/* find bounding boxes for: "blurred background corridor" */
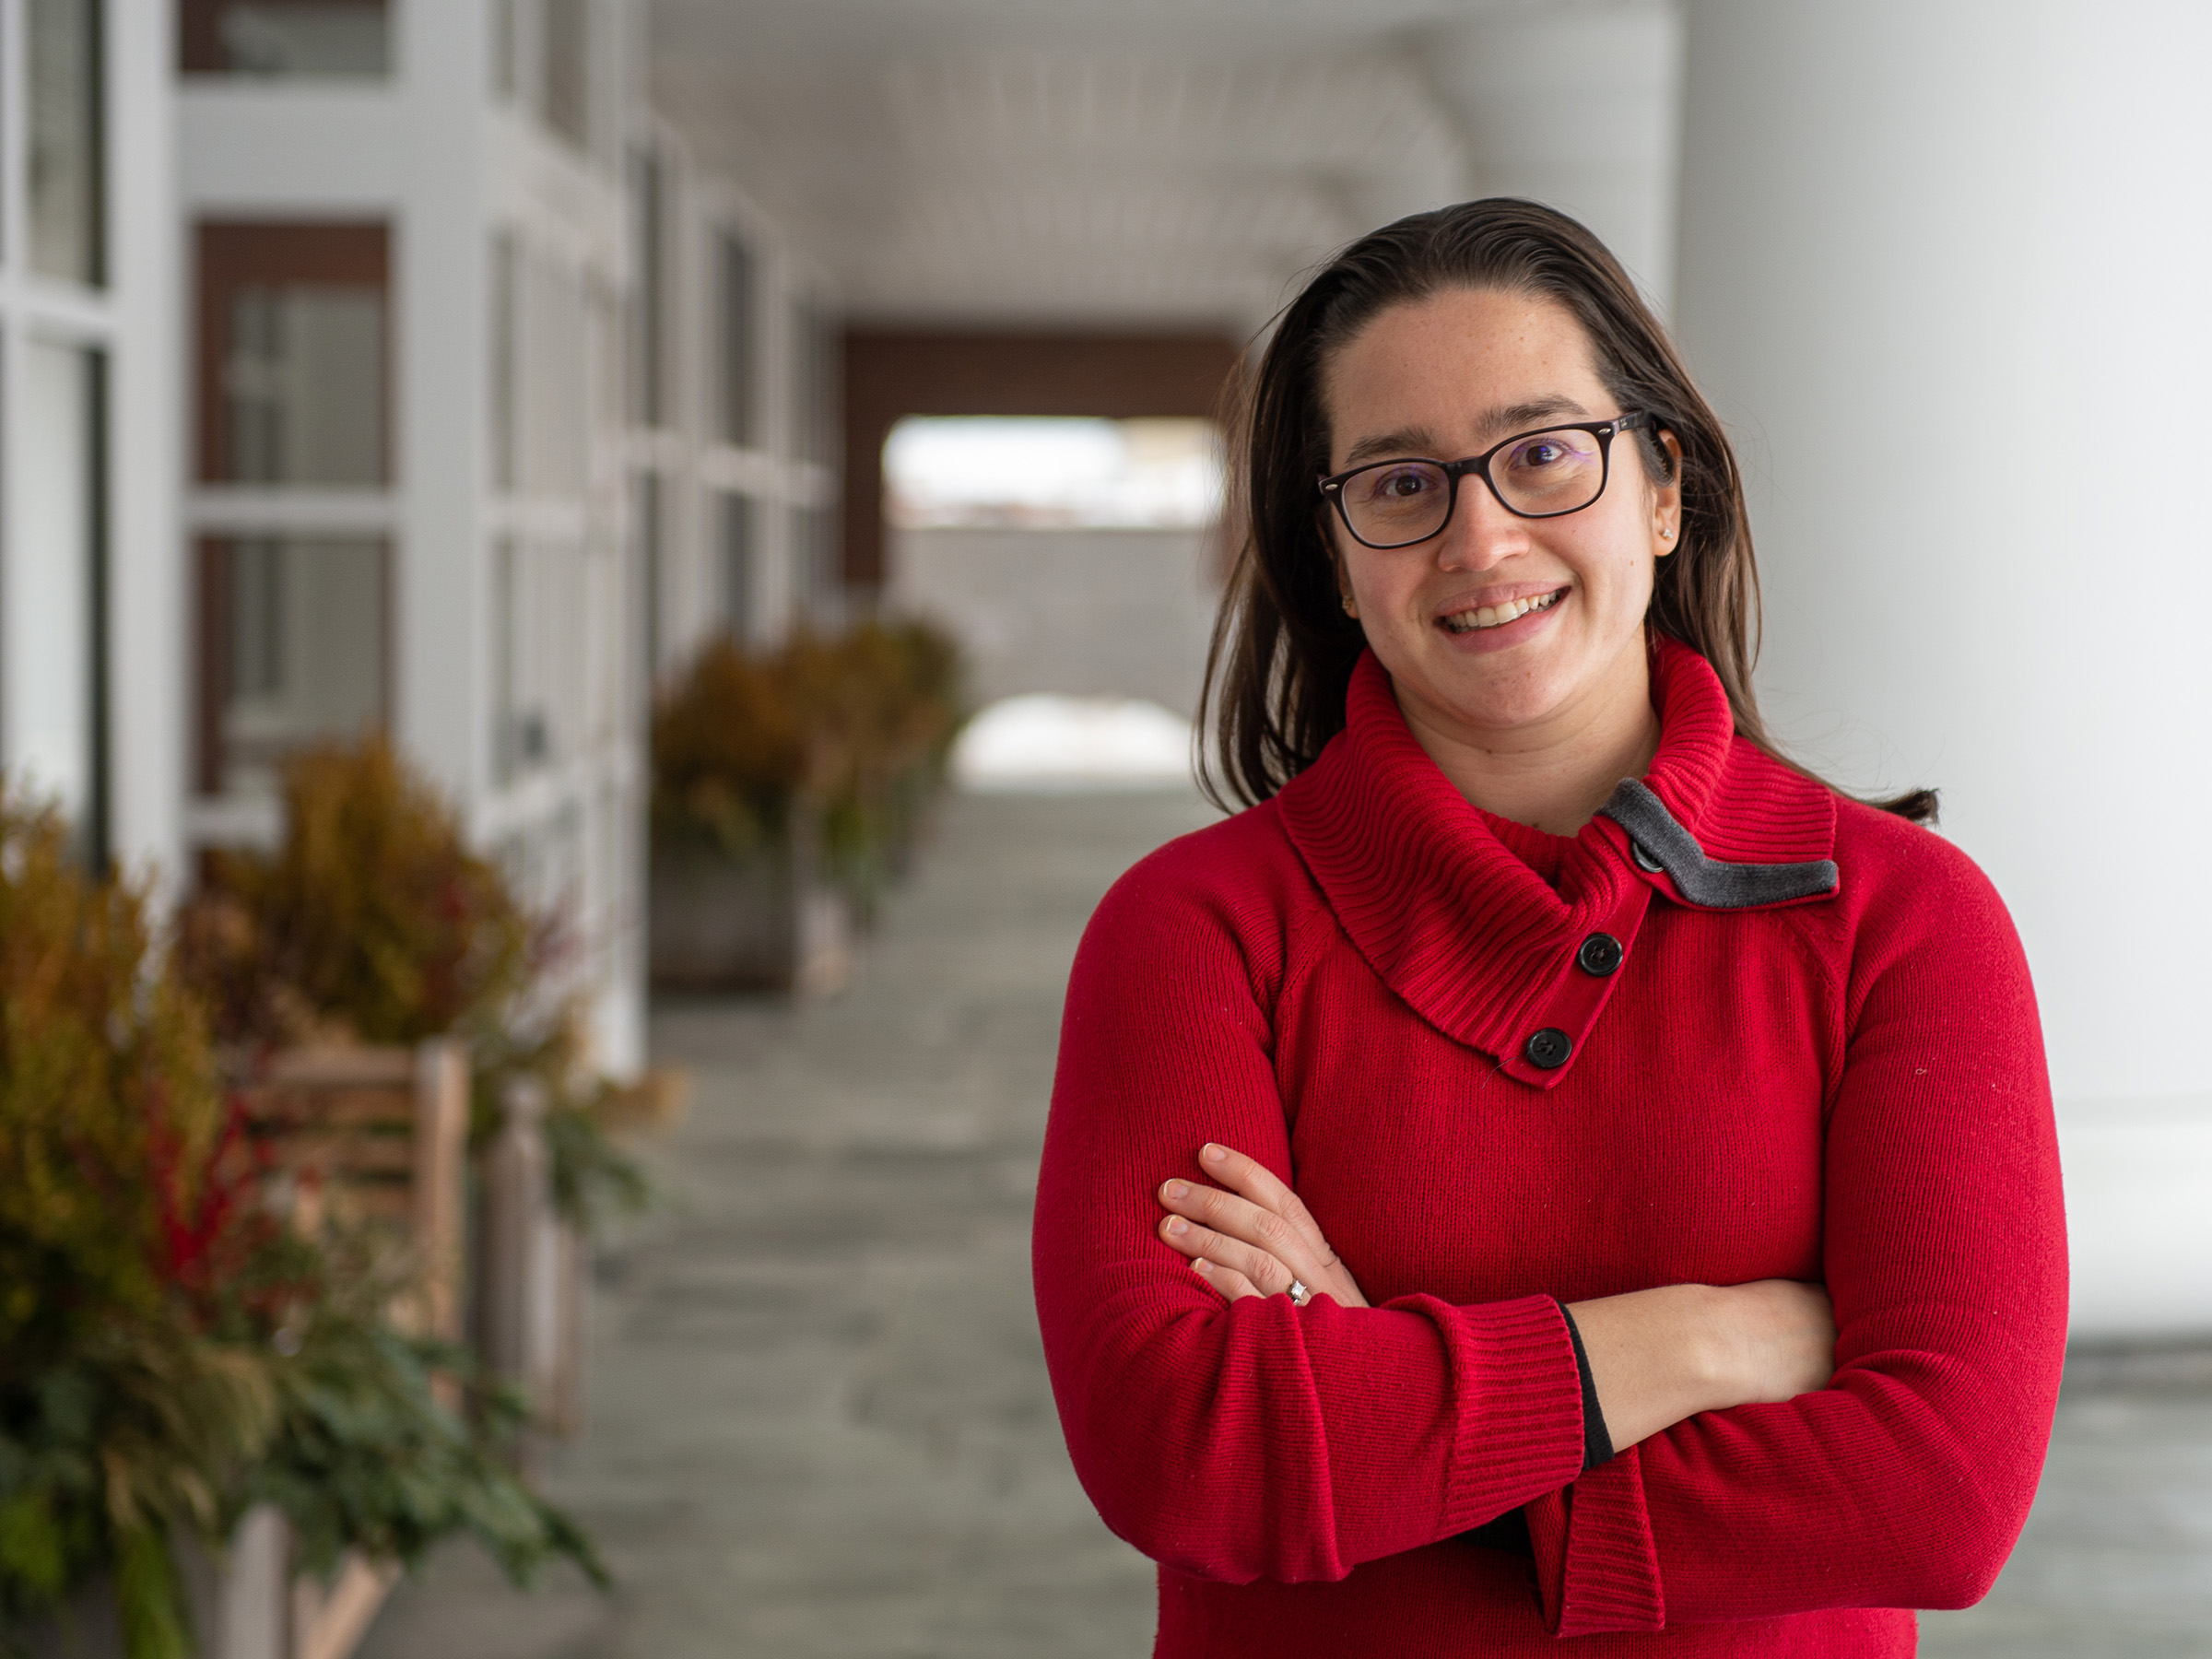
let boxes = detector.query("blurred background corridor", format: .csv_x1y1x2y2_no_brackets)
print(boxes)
1,0,2208,1654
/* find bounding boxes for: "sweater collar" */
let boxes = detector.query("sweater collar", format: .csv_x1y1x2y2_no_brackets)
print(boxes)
1276,637,1837,1084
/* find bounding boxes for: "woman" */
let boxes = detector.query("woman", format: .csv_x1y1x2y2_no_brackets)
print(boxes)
1030,199,2065,1656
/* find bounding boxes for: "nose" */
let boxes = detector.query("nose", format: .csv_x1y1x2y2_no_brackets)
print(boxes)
1433,473,1525,571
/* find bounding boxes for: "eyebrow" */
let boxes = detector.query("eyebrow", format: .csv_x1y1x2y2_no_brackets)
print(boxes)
1339,395,1594,467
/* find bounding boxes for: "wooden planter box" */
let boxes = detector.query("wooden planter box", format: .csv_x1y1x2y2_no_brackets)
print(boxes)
648,817,853,995
236,1041,471,1345
215,1041,471,1659
17,1507,399,1659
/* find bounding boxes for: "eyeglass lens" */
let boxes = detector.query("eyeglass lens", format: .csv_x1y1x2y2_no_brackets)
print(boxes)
1339,427,1606,547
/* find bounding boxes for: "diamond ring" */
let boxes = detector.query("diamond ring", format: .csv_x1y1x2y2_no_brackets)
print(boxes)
1287,1279,1312,1307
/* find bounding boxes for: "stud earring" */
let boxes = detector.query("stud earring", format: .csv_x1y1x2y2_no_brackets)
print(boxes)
1340,595,1358,617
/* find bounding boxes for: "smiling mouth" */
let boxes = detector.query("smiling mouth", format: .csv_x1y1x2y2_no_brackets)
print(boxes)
1439,588,1566,634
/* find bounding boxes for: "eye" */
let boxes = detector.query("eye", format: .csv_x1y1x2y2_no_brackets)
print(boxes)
1357,464,1437,503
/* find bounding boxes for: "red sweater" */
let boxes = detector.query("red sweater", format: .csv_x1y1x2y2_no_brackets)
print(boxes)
1033,640,2066,1656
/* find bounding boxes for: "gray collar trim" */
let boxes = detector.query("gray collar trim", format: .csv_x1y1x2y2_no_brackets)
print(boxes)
1597,779,1839,909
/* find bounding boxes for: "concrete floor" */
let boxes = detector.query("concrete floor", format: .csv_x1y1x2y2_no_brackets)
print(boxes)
359,788,2212,1659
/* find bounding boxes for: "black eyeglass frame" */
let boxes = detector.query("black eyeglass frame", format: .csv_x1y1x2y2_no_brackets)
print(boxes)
1317,411,1658,550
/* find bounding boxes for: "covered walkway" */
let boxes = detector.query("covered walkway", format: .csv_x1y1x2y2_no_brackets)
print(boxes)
360,789,2212,1659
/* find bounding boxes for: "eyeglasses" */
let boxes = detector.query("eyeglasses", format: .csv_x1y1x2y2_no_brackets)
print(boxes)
1317,412,1656,550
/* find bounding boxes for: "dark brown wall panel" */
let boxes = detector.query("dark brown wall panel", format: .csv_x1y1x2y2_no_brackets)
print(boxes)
841,330,1243,589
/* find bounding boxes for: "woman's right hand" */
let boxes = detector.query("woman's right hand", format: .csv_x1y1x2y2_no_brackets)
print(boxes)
1566,1279,1837,1452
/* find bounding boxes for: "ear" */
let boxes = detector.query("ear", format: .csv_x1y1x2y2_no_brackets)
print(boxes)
1653,429,1685,556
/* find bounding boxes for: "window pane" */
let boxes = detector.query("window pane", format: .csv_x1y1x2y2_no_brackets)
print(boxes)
199,224,390,486
516,250,588,496
8,342,104,855
489,233,518,491
198,537,386,794
228,287,385,483
493,538,582,787
718,235,755,447
491,0,518,99
636,477,664,685
543,0,590,148
721,494,753,641
794,503,841,623
629,151,665,428
795,302,838,465
28,0,103,287
180,1,390,77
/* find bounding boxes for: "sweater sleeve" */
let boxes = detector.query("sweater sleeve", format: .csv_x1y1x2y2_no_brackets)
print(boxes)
1523,829,2069,1635
1032,848,1591,1584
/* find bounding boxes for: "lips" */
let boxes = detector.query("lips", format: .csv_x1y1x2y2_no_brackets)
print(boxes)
1438,588,1565,634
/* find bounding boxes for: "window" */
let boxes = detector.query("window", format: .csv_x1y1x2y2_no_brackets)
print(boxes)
489,233,519,491
196,536,387,794
720,494,753,642
542,0,590,150
717,233,755,448
492,537,584,787
794,300,838,465
492,0,519,99
197,223,389,487
6,342,107,861
515,250,588,496
29,0,104,287
629,149,665,429
794,503,841,621
635,476,664,686
180,1,390,77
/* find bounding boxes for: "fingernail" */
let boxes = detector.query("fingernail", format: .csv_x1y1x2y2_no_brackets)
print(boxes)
1202,1144,1228,1163
1191,1258,1211,1273
1163,1181,1188,1201
1165,1218,1188,1237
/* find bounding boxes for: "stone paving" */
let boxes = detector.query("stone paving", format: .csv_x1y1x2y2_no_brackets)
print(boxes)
360,788,2212,1659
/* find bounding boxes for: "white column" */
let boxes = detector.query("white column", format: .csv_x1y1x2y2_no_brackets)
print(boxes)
107,0,183,890
1426,0,1683,310
394,0,489,803
1674,0,2212,1337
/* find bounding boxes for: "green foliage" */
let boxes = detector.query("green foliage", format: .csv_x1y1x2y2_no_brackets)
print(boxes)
243,1301,604,1590
652,618,965,912
0,791,603,1656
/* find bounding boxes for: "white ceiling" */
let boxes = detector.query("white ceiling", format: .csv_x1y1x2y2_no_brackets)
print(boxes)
651,0,1680,334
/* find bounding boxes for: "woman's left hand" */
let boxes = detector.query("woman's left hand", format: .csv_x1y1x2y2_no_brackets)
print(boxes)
1157,1143,1369,1309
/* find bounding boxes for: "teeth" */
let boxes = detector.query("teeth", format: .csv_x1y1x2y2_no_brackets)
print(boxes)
1441,590,1559,633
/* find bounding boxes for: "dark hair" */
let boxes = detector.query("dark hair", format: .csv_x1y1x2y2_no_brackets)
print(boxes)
1199,198,1936,824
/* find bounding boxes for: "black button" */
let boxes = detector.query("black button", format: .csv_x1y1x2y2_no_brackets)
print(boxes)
1524,1028,1572,1069
1630,841,1664,873
1576,932,1624,977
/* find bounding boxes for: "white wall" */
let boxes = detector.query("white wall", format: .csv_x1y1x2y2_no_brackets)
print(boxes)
888,527,1219,722
1675,0,2212,1338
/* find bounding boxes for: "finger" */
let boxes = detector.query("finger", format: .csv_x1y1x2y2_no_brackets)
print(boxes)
1159,1178,1324,1287
1197,1144,1339,1266
1159,1212,1300,1298
1190,1257,1264,1302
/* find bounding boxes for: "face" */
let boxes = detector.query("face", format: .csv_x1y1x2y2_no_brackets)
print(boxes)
1319,286,1680,750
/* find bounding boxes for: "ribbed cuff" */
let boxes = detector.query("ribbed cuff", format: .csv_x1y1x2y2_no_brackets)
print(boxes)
1386,1291,1588,1536
1525,1445,1665,1636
